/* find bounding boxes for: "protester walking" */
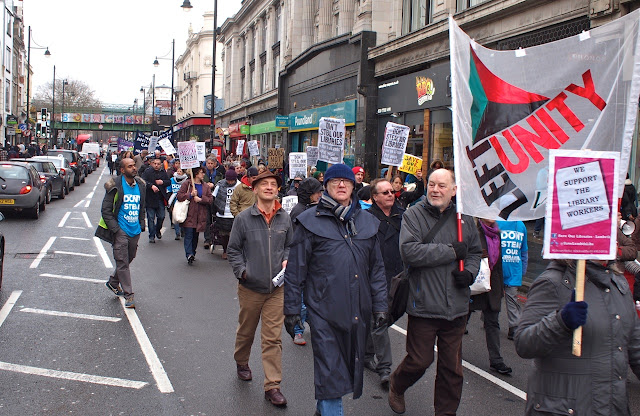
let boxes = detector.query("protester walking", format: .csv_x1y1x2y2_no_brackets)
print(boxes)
168,168,188,240
230,166,259,217
95,158,145,309
227,171,293,407
142,157,171,243
212,169,239,259
389,168,482,415
203,156,225,248
177,167,213,265
284,164,388,416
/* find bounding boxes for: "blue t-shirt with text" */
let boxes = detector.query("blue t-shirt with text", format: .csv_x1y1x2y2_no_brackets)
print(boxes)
117,177,142,237
496,220,528,287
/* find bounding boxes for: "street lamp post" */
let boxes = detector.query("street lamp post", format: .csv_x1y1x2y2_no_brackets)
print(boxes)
51,65,55,149
25,26,51,140
153,38,175,128
61,79,68,143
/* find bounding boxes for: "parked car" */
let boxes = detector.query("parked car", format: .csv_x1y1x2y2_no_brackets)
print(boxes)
88,152,100,168
22,159,66,200
79,152,93,174
46,149,85,186
33,156,75,194
0,161,47,219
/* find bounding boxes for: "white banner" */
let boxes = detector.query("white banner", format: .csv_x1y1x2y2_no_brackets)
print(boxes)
177,141,199,169
318,117,345,165
196,142,207,161
449,11,640,220
289,152,308,179
158,138,176,155
236,139,245,156
306,146,319,167
381,122,410,166
248,140,260,157
147,136,159,153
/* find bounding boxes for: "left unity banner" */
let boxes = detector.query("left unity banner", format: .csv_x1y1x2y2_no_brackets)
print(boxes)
449,11,640,220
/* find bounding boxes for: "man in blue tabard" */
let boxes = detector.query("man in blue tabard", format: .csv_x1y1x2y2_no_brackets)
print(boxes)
95,158,146,308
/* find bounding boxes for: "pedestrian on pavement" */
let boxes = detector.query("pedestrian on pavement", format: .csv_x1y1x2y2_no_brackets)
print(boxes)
167,168,188,240
95,157,145,309
284,164,388,416
212,169,240,259
106,150,114,175
468,218,513,376
388,168,482,415
227,170,293,408
230,166,259,217
177,167,213,264
142,157,171,243
515,259,640,415
364,178,405,388
495,220,528,340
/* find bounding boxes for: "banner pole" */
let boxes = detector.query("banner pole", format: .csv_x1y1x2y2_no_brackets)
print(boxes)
572,259,586,356
457,212,464,272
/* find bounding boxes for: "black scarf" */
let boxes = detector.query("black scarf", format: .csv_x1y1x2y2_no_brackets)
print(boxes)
319,192,359,236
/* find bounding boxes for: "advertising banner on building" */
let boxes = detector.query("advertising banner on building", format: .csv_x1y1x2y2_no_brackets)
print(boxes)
318,117,345,165
543,150,619,260
449,11,640,220
381,122,410,166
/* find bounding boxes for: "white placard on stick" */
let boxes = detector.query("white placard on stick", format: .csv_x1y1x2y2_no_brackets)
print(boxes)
248,140,260,157
236,140,245,156
196,142,207,162
318,117,345,165
306,146,318,167
281,196,298,214
158,138,176,155
289,152,308,179
381,122,410,166
147,136,159,153
177,141,199,169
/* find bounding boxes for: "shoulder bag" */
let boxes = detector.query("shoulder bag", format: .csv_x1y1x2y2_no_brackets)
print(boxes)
172,183,191,224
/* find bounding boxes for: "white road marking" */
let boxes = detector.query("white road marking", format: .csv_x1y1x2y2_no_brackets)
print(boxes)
86,191,94,199
61,236,90,241
73,200,85,208
390,324,526,400
30,237,56,268
0,361,148,389
58,212,71,227
81,212,92,227
53,251,97,257
40,273,104,284
0,291,22,328
85,199,91,208
93,237,113,268
120,298,174,393
65,226,85,229
21,308,122,322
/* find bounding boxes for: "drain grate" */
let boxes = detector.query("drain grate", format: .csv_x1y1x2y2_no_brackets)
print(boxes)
14,252,55,259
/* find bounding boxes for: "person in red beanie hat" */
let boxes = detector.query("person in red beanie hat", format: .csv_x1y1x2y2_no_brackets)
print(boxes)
352,166,367,192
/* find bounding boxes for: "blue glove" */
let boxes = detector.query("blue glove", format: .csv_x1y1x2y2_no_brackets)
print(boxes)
560,291,588,330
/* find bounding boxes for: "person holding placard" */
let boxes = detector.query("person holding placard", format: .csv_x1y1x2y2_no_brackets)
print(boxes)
176,167,213,265
391,172,424,209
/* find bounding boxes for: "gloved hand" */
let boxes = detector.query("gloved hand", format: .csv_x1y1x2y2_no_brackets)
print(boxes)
451,242,468,261
373,312,388,329
560,291,588,330
284,314,303,339
452,269,475,288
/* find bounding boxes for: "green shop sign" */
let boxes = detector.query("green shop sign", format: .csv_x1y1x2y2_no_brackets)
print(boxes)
289,100,357,132
240,125,251,135
250,121,278,135
275,116,289,128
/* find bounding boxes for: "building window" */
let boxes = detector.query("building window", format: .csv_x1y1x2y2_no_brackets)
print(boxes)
260,58,266,94
334,14,339,37
249,66,254,98
402,0,430,34
5,79,9,111
262,19,267,52
273,54,279,89
274,5,281,43
5,47,10,73
457,0,489,11
6,15,11,37
240,70,245,101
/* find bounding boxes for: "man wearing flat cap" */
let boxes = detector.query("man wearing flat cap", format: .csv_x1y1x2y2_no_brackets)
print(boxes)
227,171,293,407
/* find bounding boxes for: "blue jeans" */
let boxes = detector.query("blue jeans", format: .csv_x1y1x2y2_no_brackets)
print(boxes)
146,206,165,239
173,222,181,237
316,398,343,416
183,227,199,258
294,292,307,336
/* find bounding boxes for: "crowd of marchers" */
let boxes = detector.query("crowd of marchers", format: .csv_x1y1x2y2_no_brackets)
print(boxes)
95,150,640,416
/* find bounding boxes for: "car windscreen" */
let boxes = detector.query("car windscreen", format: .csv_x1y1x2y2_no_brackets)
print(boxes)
48,151,73,163
26,161,45,172
0,164,29,180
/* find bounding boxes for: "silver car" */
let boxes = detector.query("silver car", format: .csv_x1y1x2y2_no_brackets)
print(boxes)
33,156,76,194
0,161,47,219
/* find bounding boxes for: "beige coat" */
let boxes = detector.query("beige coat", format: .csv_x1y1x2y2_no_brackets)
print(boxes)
229,182,255,217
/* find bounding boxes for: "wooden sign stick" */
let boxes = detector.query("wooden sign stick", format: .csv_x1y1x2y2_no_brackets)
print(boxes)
572,259,586,356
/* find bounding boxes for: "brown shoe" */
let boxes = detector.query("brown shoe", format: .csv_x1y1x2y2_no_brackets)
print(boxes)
236,364,252,381
264,388,287,407
221,252,228,260
388,382,405,414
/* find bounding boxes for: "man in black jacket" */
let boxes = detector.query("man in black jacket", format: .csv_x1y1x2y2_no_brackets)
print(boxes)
142,157,170,243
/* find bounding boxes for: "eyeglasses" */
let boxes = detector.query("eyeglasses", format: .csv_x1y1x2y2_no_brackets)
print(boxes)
376,190,393,196
328,178,352,186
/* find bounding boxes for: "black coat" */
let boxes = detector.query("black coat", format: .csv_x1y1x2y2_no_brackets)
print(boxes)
368,201,404,287
142,168,170,208
284,201,387,400
621,181,637,220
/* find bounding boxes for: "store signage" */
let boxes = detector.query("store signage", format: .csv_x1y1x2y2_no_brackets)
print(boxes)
275,116,289,128
289,100,357,132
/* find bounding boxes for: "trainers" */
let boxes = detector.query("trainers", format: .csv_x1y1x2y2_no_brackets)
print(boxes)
156,230,162,239
124,296,135,308
203,241,211,249
187,255,195,265
175,235,181,240
149,238,155,244
293,333,306,346
380,372,390,390
490,362,513,375
105,281,123,297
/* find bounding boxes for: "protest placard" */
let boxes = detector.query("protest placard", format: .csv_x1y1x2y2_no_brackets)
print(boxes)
268,148,284,169
159,138,176,155
177,141,199,169
248,140,260,157
381,122,410,166
196,142,207,161
399,154,423,175
306,146,319,167
281,196,298,214
543,149,619,260
148,136,159,153
236,140,245,156
289,152,307,179
318,117,345,164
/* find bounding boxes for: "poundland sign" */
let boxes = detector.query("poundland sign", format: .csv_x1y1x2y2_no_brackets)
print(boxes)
288,100,356,132
294,114,315,127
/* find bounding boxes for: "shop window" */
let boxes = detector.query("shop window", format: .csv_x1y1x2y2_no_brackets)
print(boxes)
430,122,454,168
402,0,430,35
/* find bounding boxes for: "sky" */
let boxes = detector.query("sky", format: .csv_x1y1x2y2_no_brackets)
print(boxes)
21,0,243,106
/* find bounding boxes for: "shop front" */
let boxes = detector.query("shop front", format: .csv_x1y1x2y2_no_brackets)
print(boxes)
249,120,284,159
376,60,452,170
228,121,250,156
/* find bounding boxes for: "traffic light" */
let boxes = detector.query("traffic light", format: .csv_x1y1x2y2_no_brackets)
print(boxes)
41,126,47,137
41,108,47,120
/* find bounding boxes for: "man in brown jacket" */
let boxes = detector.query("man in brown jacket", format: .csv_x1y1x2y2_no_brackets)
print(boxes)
230,166,258,217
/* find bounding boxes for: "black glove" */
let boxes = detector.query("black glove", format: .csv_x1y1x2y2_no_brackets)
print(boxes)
452,269,474,288
560,291,588,330
284,314,303,340
373,312,388,329
451,242,468,261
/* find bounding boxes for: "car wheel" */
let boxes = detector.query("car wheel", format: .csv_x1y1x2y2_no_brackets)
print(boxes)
46,187,52,204
65,183,69,194
81,175,85,183
30,201,40,219
59,186,66,199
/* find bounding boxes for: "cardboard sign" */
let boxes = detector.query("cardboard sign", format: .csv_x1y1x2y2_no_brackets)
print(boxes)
399,154,423,175
306,146,318,167
248,140,260,157
381,122,410,166
177,141,199,169
148,136,159,153
196,142,207,161
289,152,307,179
159,138,176,155
543,149,620,260
268,148,284,169
281,196,298,214
236,140,245,156
318,117,345,164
